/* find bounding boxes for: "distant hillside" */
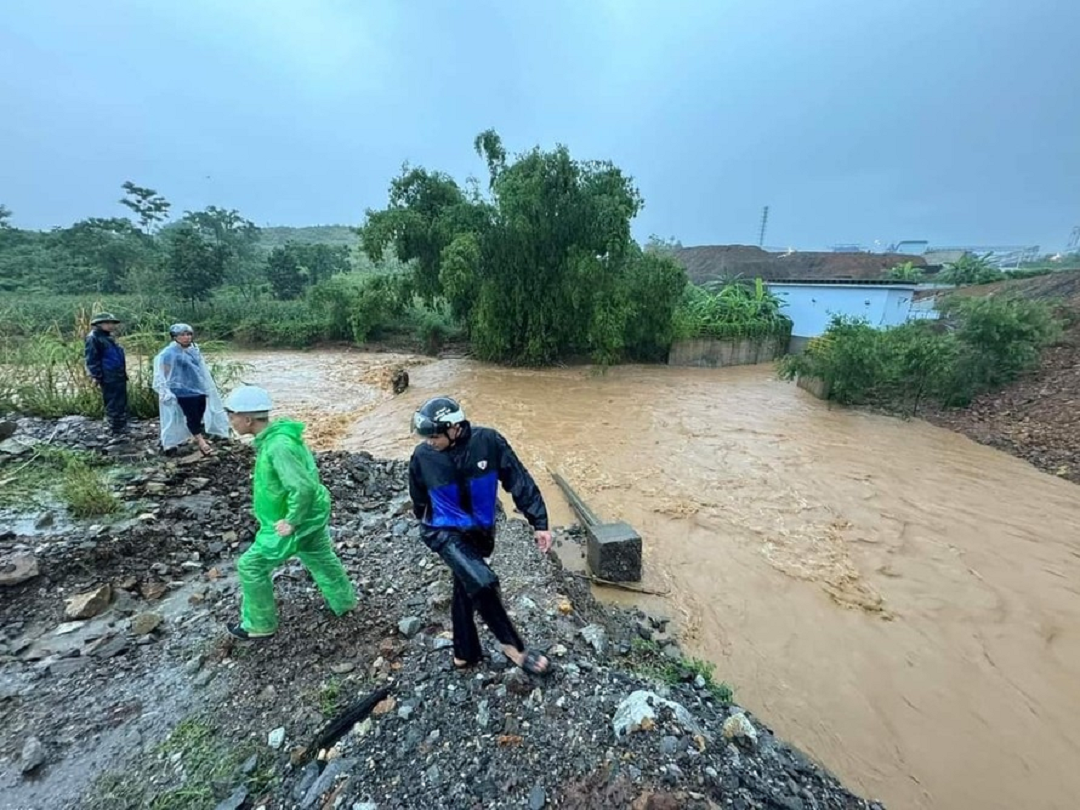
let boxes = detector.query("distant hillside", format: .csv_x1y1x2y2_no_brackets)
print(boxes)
256,225,357,251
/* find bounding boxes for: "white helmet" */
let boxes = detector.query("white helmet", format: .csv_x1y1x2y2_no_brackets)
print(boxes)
223,385,274,414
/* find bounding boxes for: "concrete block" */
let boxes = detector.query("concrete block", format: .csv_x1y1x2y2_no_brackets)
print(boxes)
586,521,642,582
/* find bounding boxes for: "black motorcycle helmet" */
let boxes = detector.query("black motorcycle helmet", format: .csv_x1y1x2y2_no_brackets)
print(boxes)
412,396,466,438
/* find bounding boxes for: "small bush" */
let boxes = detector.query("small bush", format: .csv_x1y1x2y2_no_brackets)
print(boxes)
407,301,459,354
60,456,119,517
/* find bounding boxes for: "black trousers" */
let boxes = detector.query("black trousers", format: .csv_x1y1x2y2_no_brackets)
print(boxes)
101,374,128,432
176,395,207,436
437,532,524,663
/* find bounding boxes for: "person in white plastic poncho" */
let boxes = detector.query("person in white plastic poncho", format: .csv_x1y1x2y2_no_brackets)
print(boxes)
152,323,229,455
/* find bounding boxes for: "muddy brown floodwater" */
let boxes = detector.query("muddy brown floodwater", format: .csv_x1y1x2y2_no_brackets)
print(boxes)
233,348,1080,810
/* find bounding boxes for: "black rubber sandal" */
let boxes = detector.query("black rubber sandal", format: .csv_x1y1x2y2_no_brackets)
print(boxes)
518,649,553,677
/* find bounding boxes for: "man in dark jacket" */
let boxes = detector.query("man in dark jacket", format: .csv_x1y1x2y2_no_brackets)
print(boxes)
84,313,128,434
409,396,552,676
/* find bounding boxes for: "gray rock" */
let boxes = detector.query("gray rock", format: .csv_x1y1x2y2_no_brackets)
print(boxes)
662,643,683,661
660,735,681,756
89,636,130,659
528,785,547,810
292,761,319,802
0,437,34,456
214,784,248,810
425,764,440,785
112,589,137,616
352,803,378,810
580,624,608,655
432,637,453,650
129,612,163,636
21,736,45,773
694,674,707,689
240,754,258,775
34,513,55,530
0,420,15,440
49,657,91,677
301,758,357,809
398,616,422,638
722,712,758,746
268,727,286,749
397,705,415,721
0,554,40,587
476,700,490,729
612,690,706,739
65,584,112,620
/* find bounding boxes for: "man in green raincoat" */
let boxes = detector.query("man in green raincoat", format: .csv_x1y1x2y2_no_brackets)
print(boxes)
222,385,357,639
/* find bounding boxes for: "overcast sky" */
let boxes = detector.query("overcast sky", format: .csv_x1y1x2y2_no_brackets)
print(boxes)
2,0,1078,252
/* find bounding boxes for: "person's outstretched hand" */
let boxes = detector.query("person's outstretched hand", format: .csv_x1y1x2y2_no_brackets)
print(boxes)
534,530,552,554
275,520,294,538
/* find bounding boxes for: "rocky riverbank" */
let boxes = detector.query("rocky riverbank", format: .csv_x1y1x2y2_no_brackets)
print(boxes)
0,415,882,810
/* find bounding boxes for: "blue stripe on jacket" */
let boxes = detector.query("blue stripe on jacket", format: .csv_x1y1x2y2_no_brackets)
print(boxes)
426,470,500,529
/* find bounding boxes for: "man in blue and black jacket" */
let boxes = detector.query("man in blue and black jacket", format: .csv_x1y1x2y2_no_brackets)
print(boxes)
84,312,129,435
408,396,552,676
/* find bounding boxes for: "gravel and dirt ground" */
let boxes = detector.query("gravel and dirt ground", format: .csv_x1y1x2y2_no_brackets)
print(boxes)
0,416,881,810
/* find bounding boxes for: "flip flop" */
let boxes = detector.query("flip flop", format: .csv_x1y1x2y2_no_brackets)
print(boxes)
518,649,553,677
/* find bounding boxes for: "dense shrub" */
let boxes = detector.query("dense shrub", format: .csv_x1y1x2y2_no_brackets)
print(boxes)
673,279,793,342
778,295,1062,414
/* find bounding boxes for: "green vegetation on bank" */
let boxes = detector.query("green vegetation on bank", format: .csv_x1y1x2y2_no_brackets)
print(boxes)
673,278,792,342
628,637,735,704
1,134,795,364
89,717,273,810
0,307,247,419
0,445,118,517
779,295,1063,415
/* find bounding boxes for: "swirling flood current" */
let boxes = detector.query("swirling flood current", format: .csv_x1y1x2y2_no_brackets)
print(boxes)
235,349,1080,810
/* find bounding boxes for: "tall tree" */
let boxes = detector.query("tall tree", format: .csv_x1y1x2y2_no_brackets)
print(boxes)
182,206,263,297
59,217,148,293
359,130,683,365
166,224,224,302
358,165,490,302
293,243,351,287
0,204,12,229
120,181,171,234
266,245,305,300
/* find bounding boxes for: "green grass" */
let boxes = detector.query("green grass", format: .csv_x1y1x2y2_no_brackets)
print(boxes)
307,676,344,717
88,717,273,810
0,445,118,517
627,637,735,704
60,455,120,517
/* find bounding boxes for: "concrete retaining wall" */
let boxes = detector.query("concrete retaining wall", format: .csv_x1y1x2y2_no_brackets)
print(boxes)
668,336,785,367
796,374,831,400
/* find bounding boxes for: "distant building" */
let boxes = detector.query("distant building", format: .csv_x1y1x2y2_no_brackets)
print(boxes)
668,244,944,352
767,280,929,353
